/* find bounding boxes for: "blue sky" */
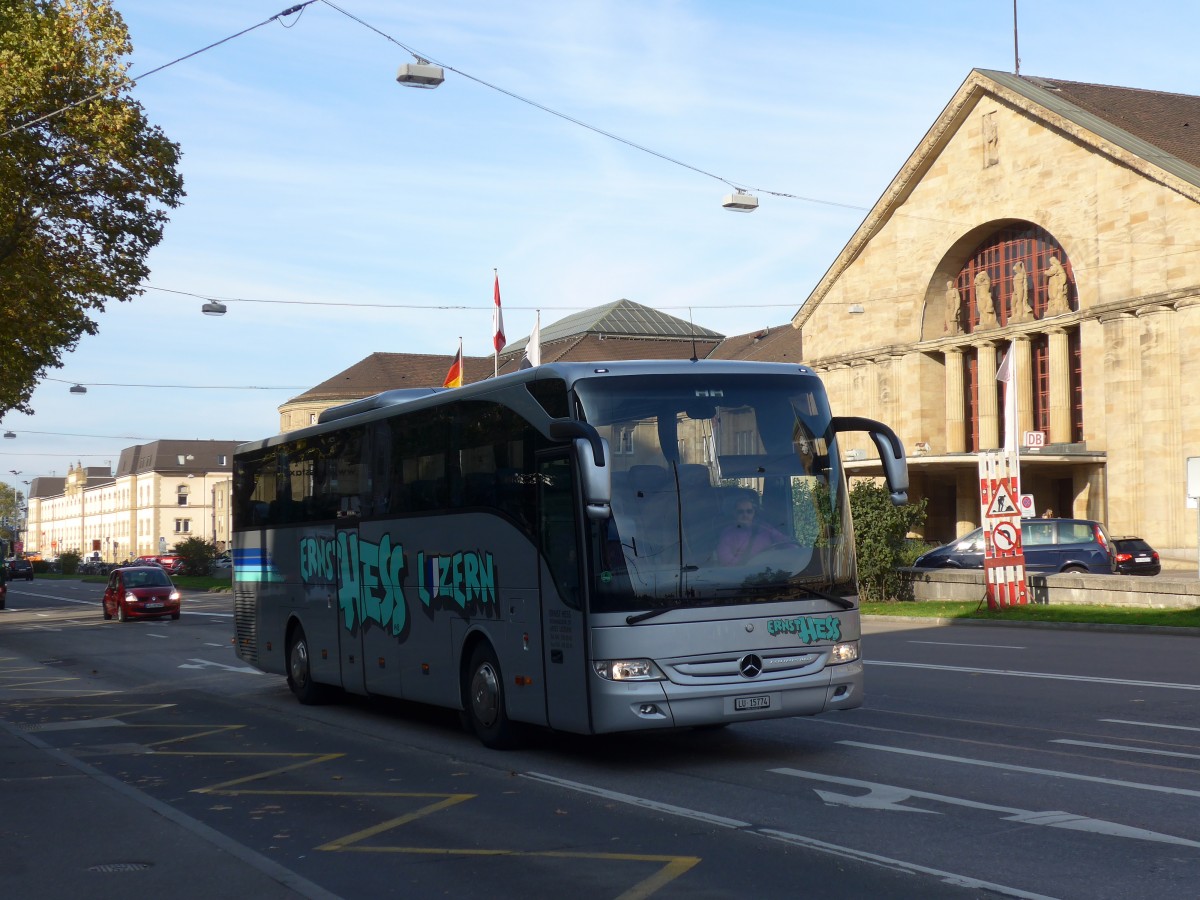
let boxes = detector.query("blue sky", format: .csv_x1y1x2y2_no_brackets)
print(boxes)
3,0,1199,493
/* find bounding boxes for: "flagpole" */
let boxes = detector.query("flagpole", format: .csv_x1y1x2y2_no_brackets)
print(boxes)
493,268,499,379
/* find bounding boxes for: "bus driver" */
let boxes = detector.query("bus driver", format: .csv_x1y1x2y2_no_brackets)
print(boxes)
715,496,792,565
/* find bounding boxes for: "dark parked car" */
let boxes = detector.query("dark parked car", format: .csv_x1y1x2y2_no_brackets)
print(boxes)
914,518,1115,574
7,558,33,581
102,566,181,622
1111,536,1161,576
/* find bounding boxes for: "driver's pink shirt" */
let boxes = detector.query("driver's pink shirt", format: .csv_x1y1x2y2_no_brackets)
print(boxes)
715,522,788,565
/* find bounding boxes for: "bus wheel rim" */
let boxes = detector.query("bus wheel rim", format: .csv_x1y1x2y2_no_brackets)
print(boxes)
471,662,499,728
290,639,309,688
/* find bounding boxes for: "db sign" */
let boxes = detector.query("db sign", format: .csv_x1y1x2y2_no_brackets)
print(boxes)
1024,430,1046,448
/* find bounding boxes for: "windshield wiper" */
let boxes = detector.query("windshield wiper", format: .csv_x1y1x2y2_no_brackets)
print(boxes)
792,584,856,610
626,596,721,625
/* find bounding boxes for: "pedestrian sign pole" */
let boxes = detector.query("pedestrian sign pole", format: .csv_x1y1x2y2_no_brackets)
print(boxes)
979,450,1028,609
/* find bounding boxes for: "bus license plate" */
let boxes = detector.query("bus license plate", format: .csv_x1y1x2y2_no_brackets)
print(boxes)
735,695,771,711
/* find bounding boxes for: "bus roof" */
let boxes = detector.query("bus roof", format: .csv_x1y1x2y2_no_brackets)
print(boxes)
235,359,818,457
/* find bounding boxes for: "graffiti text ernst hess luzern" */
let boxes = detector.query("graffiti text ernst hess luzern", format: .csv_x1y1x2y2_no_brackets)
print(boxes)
299,534,496,638
766,614,842,643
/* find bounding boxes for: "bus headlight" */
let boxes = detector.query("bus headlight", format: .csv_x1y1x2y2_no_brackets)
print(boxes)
593,659,666,681
829,641,859,664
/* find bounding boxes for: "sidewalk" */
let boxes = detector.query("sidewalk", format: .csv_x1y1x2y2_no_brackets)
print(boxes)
0,717,337,900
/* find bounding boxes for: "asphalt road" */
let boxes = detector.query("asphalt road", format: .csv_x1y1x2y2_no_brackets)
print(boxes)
2,579,1198,899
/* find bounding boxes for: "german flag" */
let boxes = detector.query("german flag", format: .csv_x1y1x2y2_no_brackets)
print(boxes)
442,342,463,388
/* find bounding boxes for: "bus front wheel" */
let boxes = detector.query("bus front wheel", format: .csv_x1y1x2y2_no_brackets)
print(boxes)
464,643,520,749
287,626,328,705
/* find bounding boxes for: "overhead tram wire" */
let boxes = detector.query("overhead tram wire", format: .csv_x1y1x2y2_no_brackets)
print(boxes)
0,2,318,139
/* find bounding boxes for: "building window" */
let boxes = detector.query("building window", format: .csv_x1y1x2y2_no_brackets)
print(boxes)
217,454,227,465
177,485,189,506
614,426,635,455
174,519,191,534
952,221,1083,448
952,222,1075,332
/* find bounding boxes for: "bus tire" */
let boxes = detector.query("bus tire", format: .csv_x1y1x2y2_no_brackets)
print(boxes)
464,643,521,749
287,626,329,705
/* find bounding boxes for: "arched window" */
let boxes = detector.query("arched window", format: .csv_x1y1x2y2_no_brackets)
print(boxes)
953,222,1076,332
177,484,189,507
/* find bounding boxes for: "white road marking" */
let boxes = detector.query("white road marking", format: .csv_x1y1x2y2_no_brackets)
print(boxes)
24,717,126,733
906,640,1025,649
525,772,1059,900
757,828,1060,900
867,659,1200,691
523,772,749,828
839,740,1200,799
774,767,1200,848
177,658,262,674
1101,718,1200,733
1051,739,1200,761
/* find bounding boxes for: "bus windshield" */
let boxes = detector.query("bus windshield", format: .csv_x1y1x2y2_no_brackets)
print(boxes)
575,372,853,615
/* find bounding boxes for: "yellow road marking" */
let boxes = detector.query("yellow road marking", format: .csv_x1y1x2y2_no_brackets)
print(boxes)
0,693,701,898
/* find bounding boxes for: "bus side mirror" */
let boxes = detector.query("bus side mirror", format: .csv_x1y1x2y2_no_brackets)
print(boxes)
574,437,611,520
548,420,612,520
830,415,909,506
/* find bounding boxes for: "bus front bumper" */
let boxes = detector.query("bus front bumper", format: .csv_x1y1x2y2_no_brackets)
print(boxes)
589,659,863,734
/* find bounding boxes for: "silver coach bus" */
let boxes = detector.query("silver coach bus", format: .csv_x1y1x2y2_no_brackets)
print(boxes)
232,360,908,748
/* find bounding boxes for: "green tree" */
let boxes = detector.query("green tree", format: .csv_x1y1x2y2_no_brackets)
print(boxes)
850,480,928,602
172,535,216,576
0,0,184,415
0,483,23,554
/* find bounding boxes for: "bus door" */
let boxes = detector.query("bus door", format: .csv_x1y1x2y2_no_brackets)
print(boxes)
537,451,591,733
335,524,367,695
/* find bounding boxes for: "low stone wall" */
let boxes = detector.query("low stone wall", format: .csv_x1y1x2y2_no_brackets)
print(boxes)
901,568,1200,609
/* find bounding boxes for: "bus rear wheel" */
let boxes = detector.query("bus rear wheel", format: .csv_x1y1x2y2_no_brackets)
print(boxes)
287,626,329,705
464,643,521,749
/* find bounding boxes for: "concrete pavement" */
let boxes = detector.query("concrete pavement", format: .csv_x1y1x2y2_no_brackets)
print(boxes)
0,713,338,900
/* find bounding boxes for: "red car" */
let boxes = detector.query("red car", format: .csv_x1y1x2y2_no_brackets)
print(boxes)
102,566,181,622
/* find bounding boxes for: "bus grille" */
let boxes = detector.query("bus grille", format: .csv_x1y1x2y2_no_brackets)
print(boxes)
234,590,258,665
670,650,822,682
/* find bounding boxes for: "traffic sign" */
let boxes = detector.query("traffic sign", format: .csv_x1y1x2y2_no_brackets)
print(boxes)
986,481,1019,517
992,520,1019,551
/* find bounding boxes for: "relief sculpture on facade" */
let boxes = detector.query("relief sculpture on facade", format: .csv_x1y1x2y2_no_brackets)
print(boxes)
1045,255,1071,315
944,280,962,334
1009,261,1031,322
974,269,997,328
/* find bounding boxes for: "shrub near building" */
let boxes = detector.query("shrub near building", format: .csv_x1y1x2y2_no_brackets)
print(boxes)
172,537,219,577
850,482,928,602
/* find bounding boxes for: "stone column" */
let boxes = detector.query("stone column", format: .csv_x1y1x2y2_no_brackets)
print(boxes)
1177,298,1200,551
1012,336,1034,440
976,342,999,449
945,348,966,453
1137,304,1182,546
956,467,980,537
1047,328,1071,443
1099,312,1142,535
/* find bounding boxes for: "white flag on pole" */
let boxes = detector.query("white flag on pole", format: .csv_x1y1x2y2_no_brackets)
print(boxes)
520,311,541,369
996,345,1017,453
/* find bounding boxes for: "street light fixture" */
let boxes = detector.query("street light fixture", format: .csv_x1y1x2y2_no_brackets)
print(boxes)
201,300,227,316
3,431,15,439
396,60,444,88
722,190,759,212
69,383,87,394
